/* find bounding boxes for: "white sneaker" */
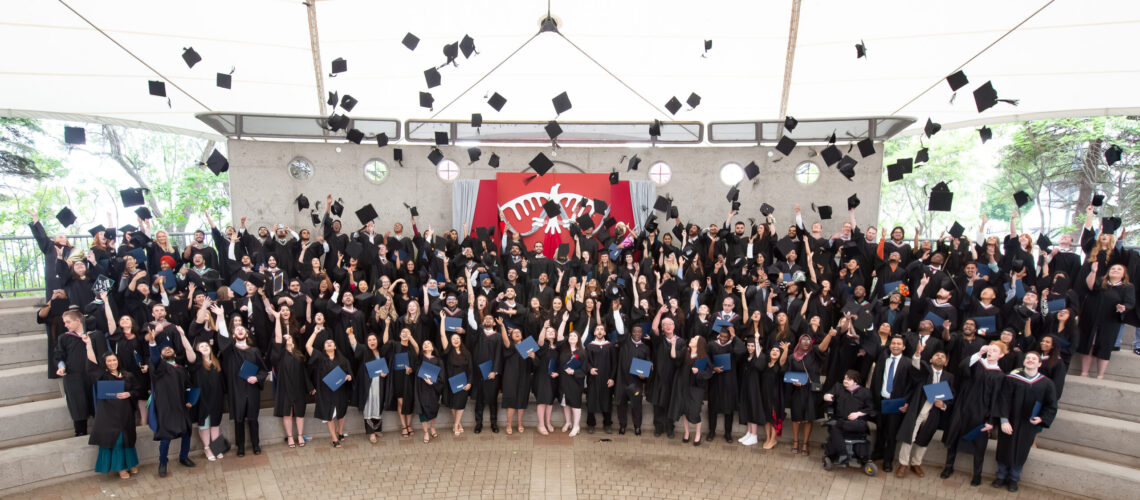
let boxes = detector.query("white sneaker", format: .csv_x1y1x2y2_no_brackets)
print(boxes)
743,434,759,446
737,433,750,444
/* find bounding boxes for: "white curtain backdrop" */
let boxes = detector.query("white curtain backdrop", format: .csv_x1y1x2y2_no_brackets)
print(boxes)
451,179,480,233
627,180,656,232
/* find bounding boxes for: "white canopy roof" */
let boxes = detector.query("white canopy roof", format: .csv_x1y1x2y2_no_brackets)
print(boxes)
3,0,1138,140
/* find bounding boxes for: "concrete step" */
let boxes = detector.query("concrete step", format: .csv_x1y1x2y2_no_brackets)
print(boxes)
1069,348,1140,384
1060,375,1140,424
0,308,41,337
0,336,46,369
0,399,73,450
0,297,43,310
1038,411,1140,468
0,365,60,407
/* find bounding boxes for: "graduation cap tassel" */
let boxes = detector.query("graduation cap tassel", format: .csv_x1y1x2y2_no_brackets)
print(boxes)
949,92,957,105
998,99,1020,106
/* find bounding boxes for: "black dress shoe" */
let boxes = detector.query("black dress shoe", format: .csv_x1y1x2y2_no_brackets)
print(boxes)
1007,481,1018,492
724,434,732,443
618,427,626,435
604,426,613,434
939,467,954,479
883,462,893,473
654,430,663,437
158,462,167,478
178,457,196,468
667,430,675,439
586,426,595,434
708,431,716,439
236,448,245,457
490,424,499,433
992,478,1007,488
970,475,982,486
634,428,642,436
252,445,261,455
474,424,483,434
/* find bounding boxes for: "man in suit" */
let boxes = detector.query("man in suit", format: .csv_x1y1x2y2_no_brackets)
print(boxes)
895,344,954,477
870,335,916,473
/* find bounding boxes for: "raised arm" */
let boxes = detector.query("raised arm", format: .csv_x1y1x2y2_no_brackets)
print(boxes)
179,326,196,364
305,325,318,355
101,293,116,335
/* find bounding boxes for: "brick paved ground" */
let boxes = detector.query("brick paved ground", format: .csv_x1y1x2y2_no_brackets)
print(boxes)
12,430,1080,500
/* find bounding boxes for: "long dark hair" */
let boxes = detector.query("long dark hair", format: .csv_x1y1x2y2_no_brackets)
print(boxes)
688,336,708,364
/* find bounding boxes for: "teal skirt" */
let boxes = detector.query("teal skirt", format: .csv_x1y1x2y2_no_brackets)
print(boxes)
94,433,139,474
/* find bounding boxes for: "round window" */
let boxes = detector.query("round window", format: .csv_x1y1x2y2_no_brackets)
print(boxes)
648,162,672,186
794,161,820,185
364,159,389,184
719,162,744,186
436,159,460,182
287,156,313,181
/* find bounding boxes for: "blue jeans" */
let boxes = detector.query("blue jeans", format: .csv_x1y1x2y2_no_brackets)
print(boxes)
158,430,192,464
996,461,1023,482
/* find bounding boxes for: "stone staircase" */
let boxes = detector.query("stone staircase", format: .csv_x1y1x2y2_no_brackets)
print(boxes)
0,296,1138,498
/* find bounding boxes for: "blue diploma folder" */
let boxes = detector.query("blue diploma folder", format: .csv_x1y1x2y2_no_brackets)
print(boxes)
1031,401,1043,420
881,398,907,415
783,371,808,384
444,316,463,332
1005,281,1025,300
923,381,953,403
713,353,732,371
515,337,539,357
322,366,347,390
1046,299,1066,313
97,380,124,399
629,358,652,377
238,360,259,380
973,316,996,333
884,281,901,294
366,358,389,378
923,311,945,327
229,277,246,296
186,387,201,406
694,358,709,371
564,356,582,372
712,318,733,333
963,423,987,441
418,362,440,383
548,358,557,375
158,270,177,291
479,360,494,379
394,352,410,370
449,372,468,393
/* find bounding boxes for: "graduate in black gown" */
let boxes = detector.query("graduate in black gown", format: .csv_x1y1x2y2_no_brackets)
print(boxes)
895,344,954,477
349,323,391,444
55,310,95,436
82,335,140,479
736,331,782,447
557,329,587,436
305,327,352,448
584,324,617,433
939,344,1006,485
614,323,651,435
1037,335,1068,399
217,306,269,457
388,326,420,437
414,339,444,443
1076,262,1135,378
471,315,504,434
668,335,713,445
500,325,533,435
760,340,790,449
649,308,683,438
188,338,225,461
146,324,196,477
785,329,835,456
440,319,475,436
533,319,566,435
706,329,746,442
993,351,1058,492
270,306,313,449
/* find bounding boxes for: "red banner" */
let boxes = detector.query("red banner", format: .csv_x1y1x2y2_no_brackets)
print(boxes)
494,173,633,256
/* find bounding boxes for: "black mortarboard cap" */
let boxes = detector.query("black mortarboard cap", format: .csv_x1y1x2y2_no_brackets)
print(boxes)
760,203,775,216
120,188,146,207
460,35,478,58
130,230,151,247
345,242,363,259
1102,216,1122,234
435,131,449,146
488,153,500,168
664,96,682,115
340,94,358,112
821,145,842,166
393,148,404,163
653,195,671,212
775,136,796,156
552,92,572,115
327,91,339,107
55,207,77,227
105,227,119,241
376,132,389,147
898,157,914,174
419,92,434,110
928,183,953,212
148,80,166,97
135,206,152,220
744,161,760,180
204,149,229,175
471,113,483,128
837,155,857,180
776,238,795,256
405,205,418,218
857,138,875,158
827,132,837,144
208,436,230,458
855,40,867,58
575,214,594,230
978,126,993,143
1105,144,1123,165
815,204,832,220
487,92,507,111
295,194,309,211
402,32,420,51
784,116,798,131
544,120,562,140
593,199,608,214
915,147,929,164
529,153,554,176
467,147,482,163
686,92,701,109
442,42,459,65
330,57,347,75
64,126,86,145
1036,233,1052,251
731,201,741,212
887,162,903,182
557,243,570,258
181,47,201,68
949,221,965,239
330,198,344,217
310,211,321,226
428,148,444,166
609,171,619,185
668,206,679,219
475,226,489,241
216,72,231,89
946,70,969,92
346,129,364,144
1013,190,1032,208
1092,193,1105,207
88,224,105,237
726,185,739,202
542,199,561,218
355,204,377,225
627,155,641,171
924,118,941,138
704,40,713,52
424,67,441,88
648,120,661,137
327,113,349,131
847,194,860,210
973,81,997,113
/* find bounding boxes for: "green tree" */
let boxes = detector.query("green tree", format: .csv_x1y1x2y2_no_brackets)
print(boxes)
0,117,55,181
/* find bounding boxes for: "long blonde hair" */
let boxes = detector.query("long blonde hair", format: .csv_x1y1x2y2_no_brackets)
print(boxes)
155,230,175,254
1089,234,1116,264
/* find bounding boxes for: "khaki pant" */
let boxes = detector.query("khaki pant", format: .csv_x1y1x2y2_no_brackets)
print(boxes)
897,403,932,466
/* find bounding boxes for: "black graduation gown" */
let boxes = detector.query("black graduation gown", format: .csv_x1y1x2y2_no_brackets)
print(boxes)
309,351,351,421
648,334,682,409
668,350,713,423
329,305,367,360
737,354,769,425
387,341,418,414
88,366,139,449
614,338,651,406
188,358,225,426
583,340,616,413
784,348,824,421
217,334,268,421
1077,283,1135,360
706,338,745,414
942,354,1004,446
996,371,1058,467
55,332,94,421
760,359,786,423
269,341,311,418
444,347,475,409
352,343,392,413
148,345,192,440
896,362,955,447
501,341,533,409
557,344,586,408
414,355,444,420
471,329,503,403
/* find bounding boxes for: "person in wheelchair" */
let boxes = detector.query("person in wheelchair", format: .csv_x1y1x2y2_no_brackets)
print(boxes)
821,369,877,475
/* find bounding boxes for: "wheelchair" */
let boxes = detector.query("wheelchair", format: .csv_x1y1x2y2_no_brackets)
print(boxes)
820,406,877,476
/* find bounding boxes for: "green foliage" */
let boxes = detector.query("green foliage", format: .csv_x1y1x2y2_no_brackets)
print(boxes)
0,117,53,180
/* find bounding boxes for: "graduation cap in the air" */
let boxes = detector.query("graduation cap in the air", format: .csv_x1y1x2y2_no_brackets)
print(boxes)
668,206,679,219
471,113,483,128
130,230,151,247
609,171,619,185
435,131,449,146
119,188,146,207
346,129,364,144
460,35,479,58
428,148,444,166
355,204,378,225
574,213,595,230
744,161,760,180
181,47,201,68
340,95,358,112
326,91,339,107
330,57,347,76
402,32,420,51
928,181,954,212
442,42,459,66
202,149,229,175
424,67,441,88
653,195,672,212
821,145,842,166
664,96,682,115
627,154,641,171
148,80,166,97
946,70,968,91
55,207,77,227
855,40,867,58
1105,144,1123,165
1036,233,1052,251
915,147,929,164
552,92,572,115
542,200,561,218
978,126,993,144
886,162,903,182
293,194,310,212
1013,190,1032,209
488,153,500,168
703,39,713,54
948,221,966,239
643,214,659,234
403,202,419,217
87,224,105,237
686,92,701,109
1092,193,1105,208
776,239,796,258
135,206,153,220
593,199,608,215
1102,216,1122,235
393,148,404,166
784,116,798,132
775,136,796,156
857,138,875,158
376,133,389,148
118,224,138,234
310,211,321,226
726,185,740,203
648,120,662,138
419,92,434,110
216,71,232,89
898,157,914,174
973,81,1017,113
64,126,86,145
529,153,554,176
330,198,344,217
760,203,775,217
544,121,562,141
922,119,943,139
837,156,858,180
847,194,861,210
467,147,482,164
327,113,349,132
487,92,507,112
